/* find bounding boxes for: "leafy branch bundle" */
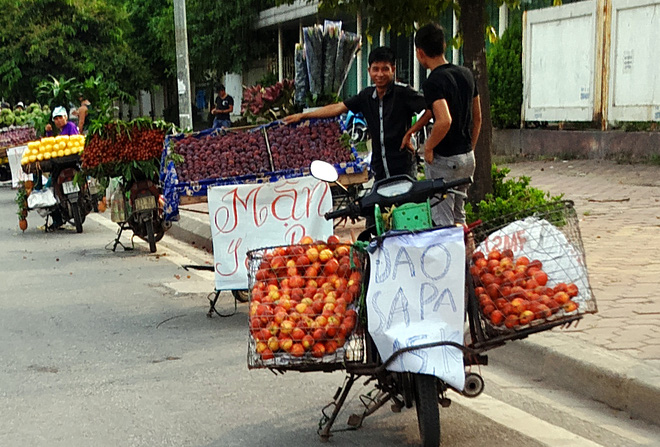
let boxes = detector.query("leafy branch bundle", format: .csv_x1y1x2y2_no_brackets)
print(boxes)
242,80,296,125
81,118,169,188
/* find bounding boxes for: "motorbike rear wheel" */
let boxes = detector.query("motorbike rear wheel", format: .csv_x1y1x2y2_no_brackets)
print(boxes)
145,216,157,253
71,202,83,233
414,373,440,447
350,124,368,143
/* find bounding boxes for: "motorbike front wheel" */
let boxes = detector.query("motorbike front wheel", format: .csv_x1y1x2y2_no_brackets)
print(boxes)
414,373,440,447
145,216,157,253
71,201,83,233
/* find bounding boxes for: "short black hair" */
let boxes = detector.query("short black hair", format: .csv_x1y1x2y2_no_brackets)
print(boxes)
415,23,446,58
368,46,396,66
217,84,225,92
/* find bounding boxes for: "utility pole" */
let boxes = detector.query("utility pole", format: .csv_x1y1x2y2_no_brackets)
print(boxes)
173,0,193,130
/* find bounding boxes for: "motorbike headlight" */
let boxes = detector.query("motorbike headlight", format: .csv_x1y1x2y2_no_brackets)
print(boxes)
377,180,413,197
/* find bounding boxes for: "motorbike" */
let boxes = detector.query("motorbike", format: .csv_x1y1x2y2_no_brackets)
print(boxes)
309,160,484,446
27,157,98,233
246,161,592,445
54,164,98,233
343,110,369,143
109,176,169,253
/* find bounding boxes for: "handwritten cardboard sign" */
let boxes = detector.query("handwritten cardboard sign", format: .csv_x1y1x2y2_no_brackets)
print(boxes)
6,145,33,187
208,176,333,290
366,226,466,391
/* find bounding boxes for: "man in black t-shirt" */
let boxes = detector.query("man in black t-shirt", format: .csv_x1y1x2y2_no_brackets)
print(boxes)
283,47,426,182
406,23,482,227
212,84,234,129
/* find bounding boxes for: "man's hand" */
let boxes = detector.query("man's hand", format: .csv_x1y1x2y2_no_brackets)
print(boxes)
400,130,415,153
282,113,303,125
45,124,52,132
424,146,434,164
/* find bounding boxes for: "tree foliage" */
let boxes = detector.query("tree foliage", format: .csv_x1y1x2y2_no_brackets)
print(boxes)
126,0,176,86
185,0,276,83
124,0,277,86
316,0,454,36
35,75,78,110
0,0,146,103
487,20,522,128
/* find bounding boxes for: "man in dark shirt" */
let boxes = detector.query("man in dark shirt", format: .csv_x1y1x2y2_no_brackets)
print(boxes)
406,23,482,227
212,84,234,129
283,46,426,181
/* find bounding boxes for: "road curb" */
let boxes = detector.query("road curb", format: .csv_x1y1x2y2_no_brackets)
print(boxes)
487,332,660,427
168,209,213,253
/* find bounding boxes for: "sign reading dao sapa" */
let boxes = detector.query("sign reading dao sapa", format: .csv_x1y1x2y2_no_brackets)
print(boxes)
366,226,466,391
208,176,333,291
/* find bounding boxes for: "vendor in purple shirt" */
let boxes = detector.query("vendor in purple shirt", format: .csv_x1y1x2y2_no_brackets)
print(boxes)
41,106,80,230
45,106,79,136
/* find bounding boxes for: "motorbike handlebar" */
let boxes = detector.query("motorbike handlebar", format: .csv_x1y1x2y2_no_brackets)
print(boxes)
324,176,473,222
324,203,357,221
442,177,472,190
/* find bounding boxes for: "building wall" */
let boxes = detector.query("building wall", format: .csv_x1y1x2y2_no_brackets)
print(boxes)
493,128,660,161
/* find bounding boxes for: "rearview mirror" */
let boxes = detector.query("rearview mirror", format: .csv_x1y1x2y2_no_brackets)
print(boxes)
310,160,339,183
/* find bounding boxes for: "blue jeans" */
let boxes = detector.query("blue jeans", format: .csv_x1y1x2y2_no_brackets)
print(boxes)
213,118,231,129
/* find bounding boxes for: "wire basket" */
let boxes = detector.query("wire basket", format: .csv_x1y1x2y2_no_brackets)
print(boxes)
467,201,597,348
246,241,368,372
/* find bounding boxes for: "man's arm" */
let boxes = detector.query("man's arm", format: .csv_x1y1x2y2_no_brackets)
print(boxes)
401,109,433,152
283,102,349,125
78,107,87,133
223,97,235,115
423,99,452,164
471,95,482,149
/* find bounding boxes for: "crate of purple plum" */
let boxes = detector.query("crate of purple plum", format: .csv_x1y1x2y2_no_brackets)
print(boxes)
160,118,367,221
266,118,362,174
1,126,37,157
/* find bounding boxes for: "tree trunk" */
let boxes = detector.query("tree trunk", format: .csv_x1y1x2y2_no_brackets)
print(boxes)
459,0,493,203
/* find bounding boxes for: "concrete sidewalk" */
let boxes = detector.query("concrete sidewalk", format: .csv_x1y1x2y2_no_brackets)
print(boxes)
167,159,660,427
494,160,660,427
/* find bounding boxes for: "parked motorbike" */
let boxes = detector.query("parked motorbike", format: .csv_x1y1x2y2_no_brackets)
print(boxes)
26,157,98,233
343,110,368,143
310,160,481,446
110,176,169,253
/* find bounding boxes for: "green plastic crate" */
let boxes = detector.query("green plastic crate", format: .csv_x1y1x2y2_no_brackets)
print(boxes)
391,200,432,231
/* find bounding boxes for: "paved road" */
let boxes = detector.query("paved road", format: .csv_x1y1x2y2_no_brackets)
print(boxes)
1,184,658,446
